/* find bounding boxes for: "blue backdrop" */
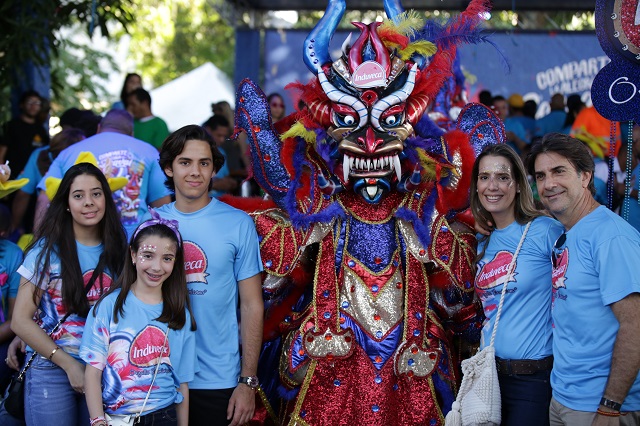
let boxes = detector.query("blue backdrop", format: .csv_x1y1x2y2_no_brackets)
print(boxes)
258,29,607,119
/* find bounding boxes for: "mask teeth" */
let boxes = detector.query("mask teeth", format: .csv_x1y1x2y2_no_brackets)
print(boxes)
346,154,402,174
393,155,402,182
343,154,350,183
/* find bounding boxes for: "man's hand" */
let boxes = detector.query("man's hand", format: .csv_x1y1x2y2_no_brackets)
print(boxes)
474,219,493,236
591,411,621,426
227,384,256,426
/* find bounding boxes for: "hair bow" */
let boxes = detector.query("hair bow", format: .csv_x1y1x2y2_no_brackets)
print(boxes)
132,208,182,245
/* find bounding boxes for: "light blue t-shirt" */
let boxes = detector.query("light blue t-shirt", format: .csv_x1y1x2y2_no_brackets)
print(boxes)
621,163,640,233
512,115,536,143
534,110,567,138
551,206,640,411
0,239,23,322
38,132,171,238
80,289,196,415
17,146,48,195
504,117,529,154
17,239,113,360
149,199,263,389
476,216,563,360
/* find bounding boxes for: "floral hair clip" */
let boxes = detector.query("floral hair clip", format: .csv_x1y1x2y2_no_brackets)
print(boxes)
132,208,182,246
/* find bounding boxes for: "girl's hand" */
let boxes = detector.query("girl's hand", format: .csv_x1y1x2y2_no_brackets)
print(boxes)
6,335,25,370
64,360,86,393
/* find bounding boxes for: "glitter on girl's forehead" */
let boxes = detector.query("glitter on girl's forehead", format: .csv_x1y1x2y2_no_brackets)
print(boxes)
479,162,512,175
140,244,157,252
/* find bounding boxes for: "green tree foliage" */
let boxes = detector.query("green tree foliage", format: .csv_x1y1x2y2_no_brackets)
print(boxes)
50,33,119,114
0,0,134,121
123,0,235,88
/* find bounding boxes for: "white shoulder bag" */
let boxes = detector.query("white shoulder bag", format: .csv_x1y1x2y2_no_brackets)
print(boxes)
445,221,531,426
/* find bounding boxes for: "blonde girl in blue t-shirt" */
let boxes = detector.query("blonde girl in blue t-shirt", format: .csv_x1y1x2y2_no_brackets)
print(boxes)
11,163,127,426
82,212,196,426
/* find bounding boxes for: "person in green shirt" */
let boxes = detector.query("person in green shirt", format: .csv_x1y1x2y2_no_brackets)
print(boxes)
127,88,170,150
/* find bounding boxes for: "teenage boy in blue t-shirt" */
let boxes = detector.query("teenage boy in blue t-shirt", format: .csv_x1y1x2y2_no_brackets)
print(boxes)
529,133,640,425
152,125,263,426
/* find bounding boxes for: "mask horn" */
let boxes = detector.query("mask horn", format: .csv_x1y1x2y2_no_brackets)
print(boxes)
384,0,405,23
303,0,346,73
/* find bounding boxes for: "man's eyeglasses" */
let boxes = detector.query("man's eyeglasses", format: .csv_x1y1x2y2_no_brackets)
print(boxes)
552,232,566,268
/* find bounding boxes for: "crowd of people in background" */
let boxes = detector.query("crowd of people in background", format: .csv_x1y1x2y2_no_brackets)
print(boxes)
0,76,638,426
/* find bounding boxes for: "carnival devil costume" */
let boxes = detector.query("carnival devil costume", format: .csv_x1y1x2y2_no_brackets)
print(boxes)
230,0,505,424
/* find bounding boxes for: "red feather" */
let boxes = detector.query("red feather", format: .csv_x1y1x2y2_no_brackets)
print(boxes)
378,28,409,50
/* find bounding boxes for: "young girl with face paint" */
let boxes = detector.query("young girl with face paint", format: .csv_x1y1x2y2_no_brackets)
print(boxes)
470,144,564,426
11,163,127,426
80,211,196,426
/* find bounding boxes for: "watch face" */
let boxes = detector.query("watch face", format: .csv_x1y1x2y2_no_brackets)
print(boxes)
240,376,259,388
247,376,259,388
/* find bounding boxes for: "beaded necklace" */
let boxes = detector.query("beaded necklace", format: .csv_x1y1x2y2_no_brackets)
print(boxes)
607,121,617,210
622,120,633,221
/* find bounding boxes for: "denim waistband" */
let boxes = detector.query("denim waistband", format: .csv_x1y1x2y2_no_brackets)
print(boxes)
138,403,176,425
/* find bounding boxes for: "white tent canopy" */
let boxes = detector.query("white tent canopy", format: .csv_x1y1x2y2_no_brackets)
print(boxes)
150,62,235,131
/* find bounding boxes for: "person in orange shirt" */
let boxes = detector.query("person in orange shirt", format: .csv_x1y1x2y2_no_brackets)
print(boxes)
570,106,621,159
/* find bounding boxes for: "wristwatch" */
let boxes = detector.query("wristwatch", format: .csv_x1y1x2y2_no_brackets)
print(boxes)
238,376,259,389
600,397,622,411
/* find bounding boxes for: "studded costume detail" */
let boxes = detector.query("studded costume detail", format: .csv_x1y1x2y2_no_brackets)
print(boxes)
229,0,506,424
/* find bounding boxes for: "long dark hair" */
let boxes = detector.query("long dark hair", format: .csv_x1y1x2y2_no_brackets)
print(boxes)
99,222,196,331
27,163,127,316
119,73,142,107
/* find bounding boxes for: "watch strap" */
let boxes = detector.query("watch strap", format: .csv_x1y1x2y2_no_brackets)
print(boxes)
238,375,259,389
600,397,622,411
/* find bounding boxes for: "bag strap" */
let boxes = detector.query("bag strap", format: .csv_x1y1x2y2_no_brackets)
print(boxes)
17,258,105,380
134,327,170,422
16,312,70,380
83,255,105,298
488,221,531,348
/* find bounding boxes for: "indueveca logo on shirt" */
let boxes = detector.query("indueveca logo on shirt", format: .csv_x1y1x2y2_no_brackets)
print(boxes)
183,241,209,284
552,248,568,290
476,251,515,290
83,270,113,302
129,325,170,368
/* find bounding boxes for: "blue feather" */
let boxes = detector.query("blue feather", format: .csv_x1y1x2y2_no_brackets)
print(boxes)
413,115,446,139
278,385,300,400
415,18,510,73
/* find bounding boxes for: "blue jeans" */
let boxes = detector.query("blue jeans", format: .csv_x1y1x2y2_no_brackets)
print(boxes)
138,404,177,426
24,355,88,426
499,369,552,426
